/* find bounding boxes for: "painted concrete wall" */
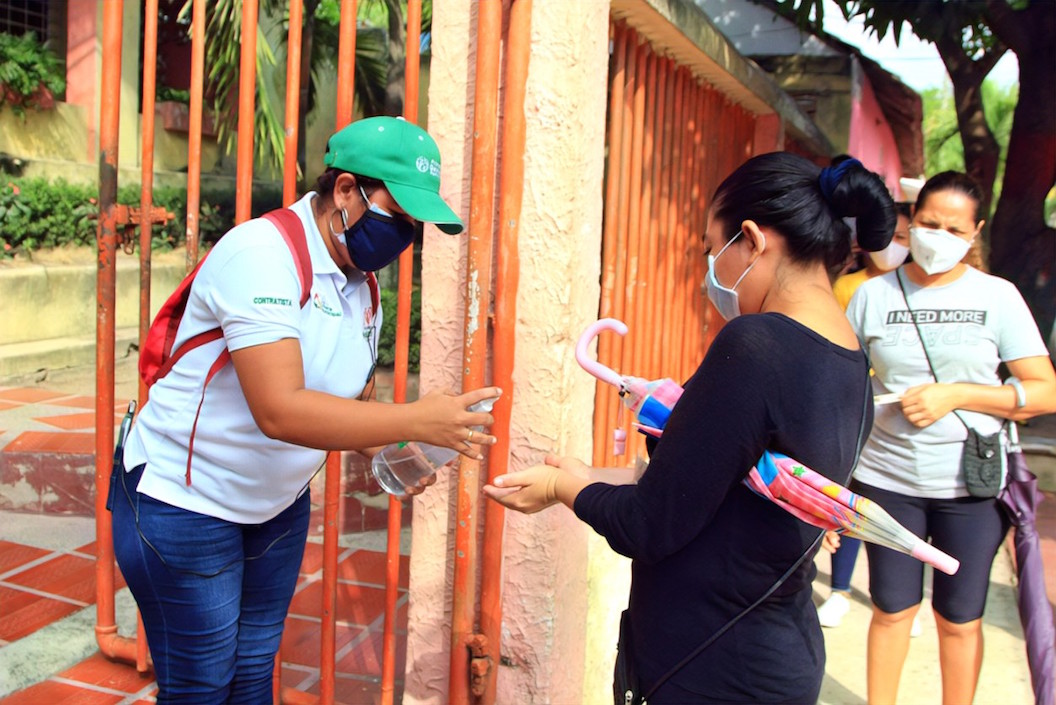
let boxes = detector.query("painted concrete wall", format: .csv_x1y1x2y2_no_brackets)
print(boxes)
405,1,620,703
846,57,906,196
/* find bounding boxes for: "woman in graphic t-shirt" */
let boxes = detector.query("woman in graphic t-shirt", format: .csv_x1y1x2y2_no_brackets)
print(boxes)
845,171,1056,705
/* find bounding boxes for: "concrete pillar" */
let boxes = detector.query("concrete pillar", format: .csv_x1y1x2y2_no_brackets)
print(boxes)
406,1,618,703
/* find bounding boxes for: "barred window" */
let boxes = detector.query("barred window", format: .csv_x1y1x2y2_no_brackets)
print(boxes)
0,1,49,39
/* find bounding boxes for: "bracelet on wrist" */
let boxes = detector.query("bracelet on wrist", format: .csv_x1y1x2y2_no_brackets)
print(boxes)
1004,377,1027,409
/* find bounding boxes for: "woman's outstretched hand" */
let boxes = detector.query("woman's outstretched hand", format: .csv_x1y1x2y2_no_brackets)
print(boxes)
410,387,502,459
483,454,592,514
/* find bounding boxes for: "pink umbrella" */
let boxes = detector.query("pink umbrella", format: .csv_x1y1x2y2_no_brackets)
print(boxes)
577,318,959,576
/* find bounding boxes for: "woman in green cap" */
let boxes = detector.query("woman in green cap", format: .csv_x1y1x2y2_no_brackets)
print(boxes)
112,116,499,703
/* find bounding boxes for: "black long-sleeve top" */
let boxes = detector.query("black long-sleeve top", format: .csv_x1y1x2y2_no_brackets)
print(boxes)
575,313,871,704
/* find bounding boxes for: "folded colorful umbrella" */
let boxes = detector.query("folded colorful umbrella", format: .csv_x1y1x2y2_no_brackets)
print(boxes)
577,318,960,576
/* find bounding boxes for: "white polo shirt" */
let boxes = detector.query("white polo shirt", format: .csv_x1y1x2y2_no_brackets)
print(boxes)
124,192,381,523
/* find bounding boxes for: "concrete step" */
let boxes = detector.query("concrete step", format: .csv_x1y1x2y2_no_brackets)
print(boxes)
0,327,141,380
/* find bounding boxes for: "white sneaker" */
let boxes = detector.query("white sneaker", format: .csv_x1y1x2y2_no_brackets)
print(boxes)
910,613,923,638
817,592,851,628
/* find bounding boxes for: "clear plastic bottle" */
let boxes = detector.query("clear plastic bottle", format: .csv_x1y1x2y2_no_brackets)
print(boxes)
371,397,498,498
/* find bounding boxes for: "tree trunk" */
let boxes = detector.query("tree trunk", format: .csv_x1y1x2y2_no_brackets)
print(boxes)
987,0,1056,340
297,0,321,189
384,2,406,117
935,32,1001,224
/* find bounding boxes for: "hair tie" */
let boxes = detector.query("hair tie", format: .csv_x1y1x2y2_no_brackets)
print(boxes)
819,158,862,204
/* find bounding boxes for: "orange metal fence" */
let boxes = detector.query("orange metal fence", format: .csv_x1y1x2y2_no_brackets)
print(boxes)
593,20,757,468
92,1,423,703
94,5,772,703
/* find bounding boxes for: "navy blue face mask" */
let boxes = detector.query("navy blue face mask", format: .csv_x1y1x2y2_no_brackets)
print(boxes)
342,187,416,272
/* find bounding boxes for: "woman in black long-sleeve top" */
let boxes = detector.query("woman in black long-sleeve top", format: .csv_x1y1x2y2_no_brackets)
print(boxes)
485,153,896,703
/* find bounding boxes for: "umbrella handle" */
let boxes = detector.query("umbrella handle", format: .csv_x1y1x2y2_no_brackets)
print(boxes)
577,318,627,388
911,542,960,576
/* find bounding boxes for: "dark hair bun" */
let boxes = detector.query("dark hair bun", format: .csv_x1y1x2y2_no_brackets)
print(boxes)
825,163,896,253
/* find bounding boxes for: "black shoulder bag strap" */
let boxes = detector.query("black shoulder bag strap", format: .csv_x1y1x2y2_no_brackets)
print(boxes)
895,268,990,439
640,355,873,702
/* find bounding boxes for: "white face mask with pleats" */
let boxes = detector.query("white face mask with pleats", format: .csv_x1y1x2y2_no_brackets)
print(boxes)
868,240,910,271
909,226,972,274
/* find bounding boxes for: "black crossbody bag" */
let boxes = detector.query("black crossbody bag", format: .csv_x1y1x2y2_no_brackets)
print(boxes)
896,269,1006,497
614,363,872,705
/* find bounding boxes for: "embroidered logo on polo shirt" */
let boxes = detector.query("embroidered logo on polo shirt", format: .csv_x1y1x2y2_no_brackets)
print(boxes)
312,292,341,317
253,296,293,306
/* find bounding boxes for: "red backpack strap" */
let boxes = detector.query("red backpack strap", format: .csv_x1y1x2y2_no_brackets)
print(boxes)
366,271,379,315
180,209,312,485
262,208,313,307
185,348,231,485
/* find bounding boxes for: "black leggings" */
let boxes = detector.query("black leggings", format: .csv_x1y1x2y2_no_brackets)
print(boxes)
851,480,1010,624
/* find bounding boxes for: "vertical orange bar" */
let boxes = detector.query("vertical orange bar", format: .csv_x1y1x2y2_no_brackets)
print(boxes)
616,44,642,460
480,2,532,701
272,4,304,699
93,0,122,663
320,4,358,703
136,0,161,673
642,57,666,382
594,21,626,466
629,51,656,437
335,0,358,128
658,66,682,379
603,26,638,469
139,0,158,360
235,0,259,224
184,0,206,273
383,3,421,703
282,0,304,206
676,76,696,379
617,41,646,460
693,87,715,374
448,0,501,701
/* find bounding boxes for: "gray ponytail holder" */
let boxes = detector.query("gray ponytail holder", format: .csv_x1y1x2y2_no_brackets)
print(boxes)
819,158,862,204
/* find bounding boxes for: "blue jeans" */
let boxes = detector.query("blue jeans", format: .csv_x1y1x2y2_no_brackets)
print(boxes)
112,461,309,704
830,536,861,592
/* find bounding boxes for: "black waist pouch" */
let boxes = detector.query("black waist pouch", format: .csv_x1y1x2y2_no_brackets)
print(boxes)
961,427,1004,498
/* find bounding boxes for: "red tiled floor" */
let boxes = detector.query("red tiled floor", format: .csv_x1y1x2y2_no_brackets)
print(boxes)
306,673,392,704
288,581,389,627
298,546,408,587
34,412,122,431
58,653,154,693
279,615,362,667
300,541,326,575
2,431,95,454
338,550,410,588
0,586,81,642
6,552,98,603
0,680,125,705
0,541,411,703
0,388,69,404
47,396,108,410
336,629,407,679
0,541,50,575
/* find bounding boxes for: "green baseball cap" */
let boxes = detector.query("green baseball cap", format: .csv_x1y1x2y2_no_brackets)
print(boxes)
323,116,464,235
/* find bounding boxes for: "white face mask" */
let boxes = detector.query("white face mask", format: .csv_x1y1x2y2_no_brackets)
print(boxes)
909,226,972,275
867,240,910,271
705,230,759,321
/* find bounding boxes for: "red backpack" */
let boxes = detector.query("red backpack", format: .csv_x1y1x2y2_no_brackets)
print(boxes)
138,208,378,485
